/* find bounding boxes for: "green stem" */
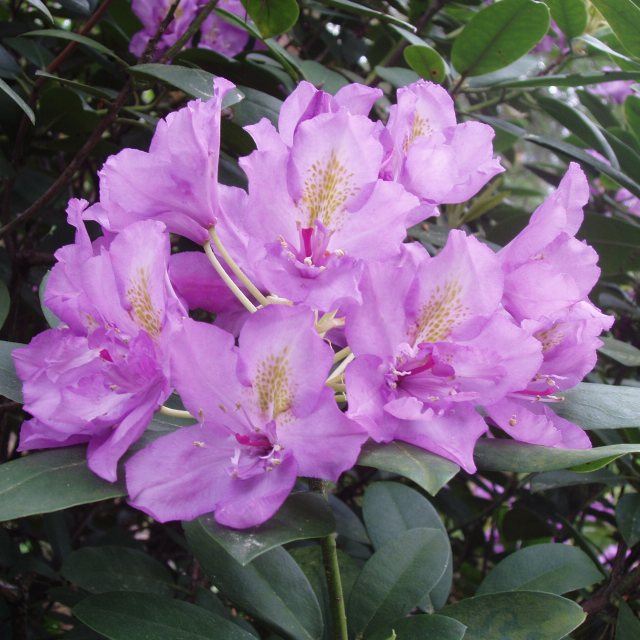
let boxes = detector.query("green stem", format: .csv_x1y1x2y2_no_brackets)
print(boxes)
310,479,349,640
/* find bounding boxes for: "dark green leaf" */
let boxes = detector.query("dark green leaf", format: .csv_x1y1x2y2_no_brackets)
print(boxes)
347,527,449,638
74,592,255,640
0,78,34,124
4,37,54,68
373,66,420,88
362,482,452,610
322,0,416,31
35,70,117,100
591,0,640,59
477,543,602,595
358,441,459,496
39,270,60,328
442,591,586,640
191,492,335,566
404,45,446,84
599,337,640,366
0,447,125,522
185,520,323,640
480,70,640,89
0,340,23,402
24,0,54,23
544,0,588,39
624,95,640,143
556,383,640,429
62,546,175,595
451,0,550,77
616,600,640,640
616,493,640,547
0,279,9,331
129,64,244,105
242,0,299,39
531,469,623,491
475,439,640,473
329,495,369,544
369,615,466,640
23,29,124,64
577,89,619,129
232,85,282,126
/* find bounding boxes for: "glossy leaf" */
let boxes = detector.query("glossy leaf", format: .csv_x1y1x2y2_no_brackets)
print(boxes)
347,527,449,638
322,0,416,31
62,546,175,595
599,337,640,367
404,44,446,84
242,0,299,39
23,30,124,64
477,543,602,595
482,70,640,89
0,340,24,402
362,482,452,610
74,592,254,640
25,0,54,24
184,520,323,640
442,591,586,640
591,0,640,59
544,0,588,39
358,441,459,496
0,78,34,124
451,0,550,77
616,493,640,547
190,492,335,566
368,614,466,640
0,447,125,522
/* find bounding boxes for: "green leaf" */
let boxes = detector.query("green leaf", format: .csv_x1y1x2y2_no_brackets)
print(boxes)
62,546,175,595
373,66,420,88
599,337,640,366
191,492,335,566
442,591,586,640
347,527,449,638
475,439,640,473
0,279,9,331
577,89,619,129
624,95,640,144
403,45,446,84
74,592,255,640
39,270,60,328
0,78,34,124
358,441,459,496
362,482,452,610
24,0,54,24
129,64,244,105
368,614,466,640
544,0,588,39
0,447,125,522
23,29,125,64
242,0,299,39
591,0,640,59
616,493,640,547
0,340,23,402
451,0,550,77
322,0,416,31
184,520,323,640
555,383,640,429
575,34,640,68
616,600,640,640
35,70,117,100
478,70,640,89
477,543,602,595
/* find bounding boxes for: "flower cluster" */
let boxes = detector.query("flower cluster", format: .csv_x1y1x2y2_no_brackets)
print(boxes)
14,77,612,529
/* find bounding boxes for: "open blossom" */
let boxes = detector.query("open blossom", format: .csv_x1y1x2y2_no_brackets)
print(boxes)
382,80,504,206
126,306,367,528
13,202,186,481
344,231,542,472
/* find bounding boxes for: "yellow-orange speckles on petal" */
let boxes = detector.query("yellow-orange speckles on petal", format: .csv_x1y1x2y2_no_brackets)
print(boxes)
402,113,433,154
254,347,293,419
535,325,565,353
127,267,161,337
409,280,469,345
300,150,356,229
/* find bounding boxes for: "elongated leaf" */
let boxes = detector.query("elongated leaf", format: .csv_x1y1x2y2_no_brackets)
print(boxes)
25,0,54,23
347,527,449,638
555,383,640,429
185,520,323,640
404,44,446,83
62,546,175,595
477,543,602,595
576,34,640,68
599,337,640,366
0,340,24,402
322,0,416,31
544,0,588,39
74,592,254,640
591,0,640,59
358,441,459,496
625,95,640,144
451,0,550,77
616,493,640,547
0,448,125,522
578,89,619,129
0,280,9,332
480,70,640,89
616,600,640,639
475,440,640,473
442,591,586,640
369,614,466,640
23,30,124,64
0,78,34,124
242,0,299,38
129,64,244,105
363,482,452,610
191,492,335,566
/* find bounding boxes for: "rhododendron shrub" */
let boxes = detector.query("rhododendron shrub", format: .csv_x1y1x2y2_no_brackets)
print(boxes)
3,2,640,639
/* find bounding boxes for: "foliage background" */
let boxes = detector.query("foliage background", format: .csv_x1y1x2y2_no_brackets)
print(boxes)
1,0,640,638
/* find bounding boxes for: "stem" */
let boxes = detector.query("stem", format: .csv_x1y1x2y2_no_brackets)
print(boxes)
309,479,349,640
203,241,257,313
159,406,194,420
333,346,352,364
208,226,270,307
326,353,355,385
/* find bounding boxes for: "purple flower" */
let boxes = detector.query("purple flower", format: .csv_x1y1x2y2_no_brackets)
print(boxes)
382,80,504,206
125,306,367,527
13,203,186,481
590,67,636,105
616,188,640,215
94,78,236,244
199,0,249,57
